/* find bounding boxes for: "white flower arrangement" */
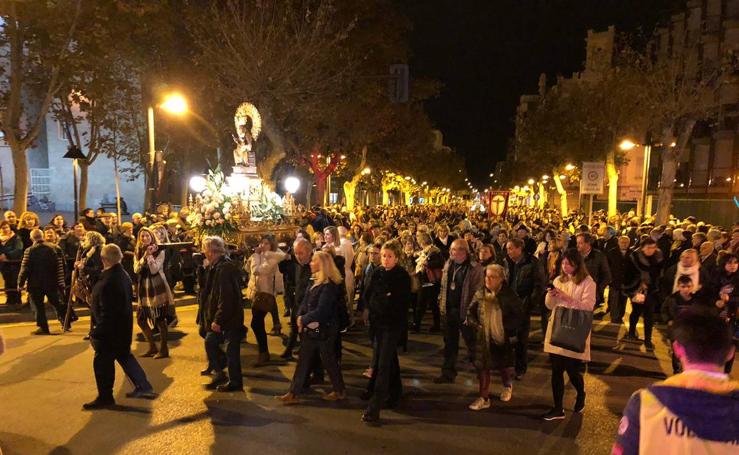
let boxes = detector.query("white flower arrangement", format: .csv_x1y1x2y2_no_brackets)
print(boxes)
187,168,240,237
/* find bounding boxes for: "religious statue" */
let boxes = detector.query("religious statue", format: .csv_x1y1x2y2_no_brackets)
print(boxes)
232,102,262,174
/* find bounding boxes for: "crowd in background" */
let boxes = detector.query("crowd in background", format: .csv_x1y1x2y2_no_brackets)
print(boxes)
0,201,737,443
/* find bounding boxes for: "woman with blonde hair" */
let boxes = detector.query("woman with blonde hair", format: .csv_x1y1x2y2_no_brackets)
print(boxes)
18,211,41,249
278,250,346,404
134,227,174,358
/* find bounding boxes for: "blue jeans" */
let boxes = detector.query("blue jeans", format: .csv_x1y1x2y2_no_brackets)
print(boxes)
205,330,242,387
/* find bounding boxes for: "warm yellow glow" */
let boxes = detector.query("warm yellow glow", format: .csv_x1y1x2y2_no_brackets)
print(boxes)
542,174,549,180
619,139,637,151
565,163,576,171
670,142,676,147
559,175,566,180
361,167,371,175
527,178,535,185
160,93,188,115
340,155,347,160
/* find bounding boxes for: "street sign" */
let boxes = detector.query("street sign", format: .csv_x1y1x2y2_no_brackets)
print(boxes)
580,161,605,195
489,191,509,216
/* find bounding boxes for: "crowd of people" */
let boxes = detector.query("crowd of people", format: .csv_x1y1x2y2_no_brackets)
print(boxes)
0,202,737,451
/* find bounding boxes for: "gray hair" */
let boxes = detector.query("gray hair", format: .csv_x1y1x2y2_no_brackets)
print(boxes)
101,244,123,264
203,236,226,254
485,263,508,281
30,228,43,242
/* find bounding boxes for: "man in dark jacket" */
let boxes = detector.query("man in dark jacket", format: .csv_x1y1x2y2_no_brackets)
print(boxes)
500,237,545,379
200,236,245,392
83,244,156,409
577,233,612,314
606,236,632,324
623,237,664,350
279,238,314,360
434,239,484,383
18,229,67,334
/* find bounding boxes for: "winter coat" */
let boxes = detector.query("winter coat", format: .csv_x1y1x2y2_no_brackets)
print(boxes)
439,259,484,318
200,256,244,332
90,263,134,355
500,253,545,312
466,284,523,370
364,265,411,331
544,275,597,362
18,241,65,293
298,281,340,328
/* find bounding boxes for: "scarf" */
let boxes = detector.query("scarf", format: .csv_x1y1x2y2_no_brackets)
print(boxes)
481,289,505,345
673,262,701,293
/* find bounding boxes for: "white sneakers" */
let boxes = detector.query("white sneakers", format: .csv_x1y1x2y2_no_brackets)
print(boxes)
469,397,491,411
500,385,513,402
469,385,513,411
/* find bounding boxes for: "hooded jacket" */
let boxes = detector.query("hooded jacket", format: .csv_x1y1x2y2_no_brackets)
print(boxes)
612,370,739,455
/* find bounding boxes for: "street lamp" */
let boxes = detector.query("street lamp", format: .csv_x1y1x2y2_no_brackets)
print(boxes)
361,167,371,175
619,139,637,151
189,175,207,193
63,145,87,219
147,92,188,210
527,178,535,185
284,176,301,194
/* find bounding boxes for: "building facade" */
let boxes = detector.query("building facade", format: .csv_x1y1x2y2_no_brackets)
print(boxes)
0,111,145,216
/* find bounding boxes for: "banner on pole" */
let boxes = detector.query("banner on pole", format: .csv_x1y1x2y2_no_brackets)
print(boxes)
489,191,509,216
580,161,605,195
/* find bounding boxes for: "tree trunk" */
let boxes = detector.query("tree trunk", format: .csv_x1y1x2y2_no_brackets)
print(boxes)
316,175,327,207
78,160,89,212
343,146,367,211
304,183,311,207
655,121,694,225
606,149,619,217
343,181,357,211
537,182,546,209
382,186,390,205
11,143,28,214
553,168,568,216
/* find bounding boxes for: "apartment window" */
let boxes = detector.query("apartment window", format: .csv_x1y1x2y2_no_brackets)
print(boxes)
30,168,51,196
56,120,67,142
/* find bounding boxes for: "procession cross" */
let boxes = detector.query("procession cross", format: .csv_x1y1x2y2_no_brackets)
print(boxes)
491,195,506,215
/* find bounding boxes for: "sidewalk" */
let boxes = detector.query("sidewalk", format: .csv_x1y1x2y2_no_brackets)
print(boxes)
0,292,198,325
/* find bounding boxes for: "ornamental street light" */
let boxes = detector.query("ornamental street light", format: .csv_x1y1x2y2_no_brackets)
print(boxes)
284,176,301,194
147,91,189,209
619,139,637,151
189,175,207,193
565,163,576,171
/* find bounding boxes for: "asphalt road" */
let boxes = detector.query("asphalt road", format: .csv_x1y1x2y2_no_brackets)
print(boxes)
0,302,708,455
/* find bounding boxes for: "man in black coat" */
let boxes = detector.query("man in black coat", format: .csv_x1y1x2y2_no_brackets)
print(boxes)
500,237,545,379
18,229,67,334
606,236,632,324
200,236,245,392
279,238,314,360
83,244,156,409
577,233,612,314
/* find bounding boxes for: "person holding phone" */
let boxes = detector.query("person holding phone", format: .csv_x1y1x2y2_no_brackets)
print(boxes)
542,248,596,421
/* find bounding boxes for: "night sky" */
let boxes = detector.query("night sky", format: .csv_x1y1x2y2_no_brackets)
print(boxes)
401,0,684,186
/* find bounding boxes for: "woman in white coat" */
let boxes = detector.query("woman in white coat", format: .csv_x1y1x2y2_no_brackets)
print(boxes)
542,248,596,421
325,226,354,304
246,235,287,365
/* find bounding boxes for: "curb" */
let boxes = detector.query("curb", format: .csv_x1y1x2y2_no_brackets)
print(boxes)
0,295,198,325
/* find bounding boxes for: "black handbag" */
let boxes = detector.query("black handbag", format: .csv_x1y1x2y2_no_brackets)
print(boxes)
550,306,593,353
